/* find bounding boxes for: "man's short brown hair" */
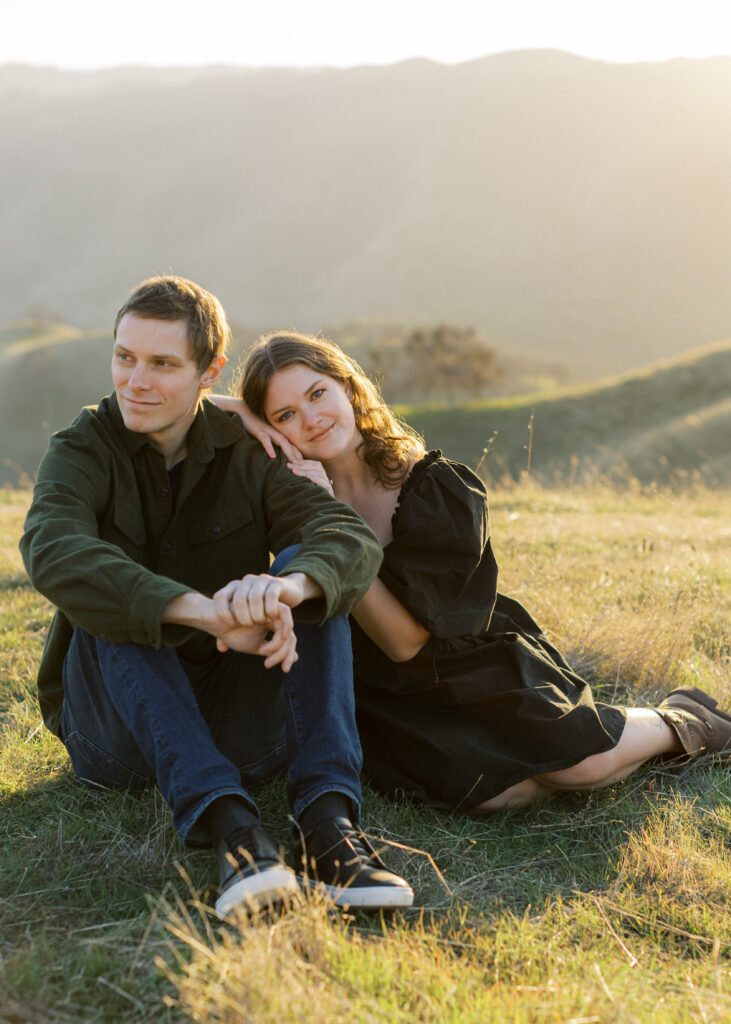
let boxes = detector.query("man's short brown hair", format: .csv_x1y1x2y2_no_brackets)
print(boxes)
114,276,230,372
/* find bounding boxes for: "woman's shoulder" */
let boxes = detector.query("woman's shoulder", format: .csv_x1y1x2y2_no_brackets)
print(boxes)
380,449,497,638
393,450,488,530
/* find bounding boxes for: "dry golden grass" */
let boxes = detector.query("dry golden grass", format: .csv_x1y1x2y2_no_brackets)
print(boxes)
489,479,730,707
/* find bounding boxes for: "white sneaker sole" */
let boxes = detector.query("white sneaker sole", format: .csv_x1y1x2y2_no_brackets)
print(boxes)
302,878,415,909
215,866,300,918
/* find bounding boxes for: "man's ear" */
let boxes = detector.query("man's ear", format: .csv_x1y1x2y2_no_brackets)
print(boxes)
200,355,227,390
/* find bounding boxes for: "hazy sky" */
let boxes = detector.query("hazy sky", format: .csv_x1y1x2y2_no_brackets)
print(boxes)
5,0,731,69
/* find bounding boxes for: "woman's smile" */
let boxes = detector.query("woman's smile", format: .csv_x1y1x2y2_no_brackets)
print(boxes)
264,363,359,460
309,423,334,443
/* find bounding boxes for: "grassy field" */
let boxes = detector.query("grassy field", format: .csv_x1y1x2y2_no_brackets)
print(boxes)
1,479,730,1023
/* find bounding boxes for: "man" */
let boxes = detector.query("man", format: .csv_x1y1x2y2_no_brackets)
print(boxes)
21,275,413,915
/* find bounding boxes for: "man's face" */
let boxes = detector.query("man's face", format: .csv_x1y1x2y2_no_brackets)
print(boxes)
112,314,211,456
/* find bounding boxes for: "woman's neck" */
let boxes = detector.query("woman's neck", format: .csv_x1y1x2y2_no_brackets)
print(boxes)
324,446,411,548
323,447,374,503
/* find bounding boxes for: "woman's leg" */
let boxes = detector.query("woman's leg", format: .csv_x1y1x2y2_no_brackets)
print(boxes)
470,777,545,813
535,709,680,791
471,709,681,813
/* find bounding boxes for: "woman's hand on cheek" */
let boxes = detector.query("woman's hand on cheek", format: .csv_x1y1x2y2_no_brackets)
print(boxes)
286,459,334,496
248,419,302,461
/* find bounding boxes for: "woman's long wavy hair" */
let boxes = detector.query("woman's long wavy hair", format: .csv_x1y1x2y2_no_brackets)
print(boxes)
240,332,425,488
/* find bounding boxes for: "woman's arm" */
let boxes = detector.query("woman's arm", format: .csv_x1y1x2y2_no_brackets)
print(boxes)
352,577,430,663
208,394,302,461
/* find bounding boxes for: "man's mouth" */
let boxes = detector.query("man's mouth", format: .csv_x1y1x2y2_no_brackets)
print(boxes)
122,396,159,407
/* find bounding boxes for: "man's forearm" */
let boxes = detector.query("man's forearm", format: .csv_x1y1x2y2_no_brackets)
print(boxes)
276,571,323,606
162,591,215,631
165,584,297,664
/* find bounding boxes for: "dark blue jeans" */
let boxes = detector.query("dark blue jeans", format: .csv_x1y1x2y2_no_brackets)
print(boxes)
60,548,362,847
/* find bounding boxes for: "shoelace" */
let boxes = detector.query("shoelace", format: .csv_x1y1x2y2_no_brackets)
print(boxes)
334,824,376,865
224,825,262,868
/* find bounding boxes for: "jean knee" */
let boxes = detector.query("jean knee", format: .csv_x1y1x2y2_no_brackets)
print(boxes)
270,544,301,574
63,726,152,791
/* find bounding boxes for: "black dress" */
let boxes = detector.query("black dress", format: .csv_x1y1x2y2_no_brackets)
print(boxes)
351,451,627,812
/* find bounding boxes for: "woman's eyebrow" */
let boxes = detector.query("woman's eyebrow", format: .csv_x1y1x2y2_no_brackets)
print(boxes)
270,378,324,416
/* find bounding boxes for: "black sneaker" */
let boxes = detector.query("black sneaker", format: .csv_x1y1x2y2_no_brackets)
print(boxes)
290,816,414,909
215,822,299,917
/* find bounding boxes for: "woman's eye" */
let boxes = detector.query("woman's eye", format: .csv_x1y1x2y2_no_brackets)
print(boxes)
311,389,325,400
278,411,294,423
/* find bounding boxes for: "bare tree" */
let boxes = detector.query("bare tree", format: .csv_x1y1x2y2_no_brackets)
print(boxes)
399,324,501,399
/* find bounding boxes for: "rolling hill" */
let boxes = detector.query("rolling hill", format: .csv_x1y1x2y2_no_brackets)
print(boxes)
403,339,731,487
1,320,728,488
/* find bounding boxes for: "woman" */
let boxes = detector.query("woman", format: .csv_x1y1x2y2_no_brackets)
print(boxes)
215,332,731,814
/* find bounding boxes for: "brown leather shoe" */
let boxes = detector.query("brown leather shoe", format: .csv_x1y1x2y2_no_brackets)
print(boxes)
657,687,731,758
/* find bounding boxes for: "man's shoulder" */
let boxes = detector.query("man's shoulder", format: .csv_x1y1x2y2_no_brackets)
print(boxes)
198,398,248,443
199,400,278,467
55,394,118,438
37,395,132,483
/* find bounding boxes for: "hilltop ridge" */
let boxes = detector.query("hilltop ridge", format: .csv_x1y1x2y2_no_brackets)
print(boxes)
404,339,731,487
1,320,728,488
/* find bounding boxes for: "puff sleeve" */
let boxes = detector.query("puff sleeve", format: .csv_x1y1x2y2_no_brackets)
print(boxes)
379,452,499,637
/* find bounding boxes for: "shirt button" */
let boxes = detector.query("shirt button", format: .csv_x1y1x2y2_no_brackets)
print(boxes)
164,541,173,551
160,488,169,497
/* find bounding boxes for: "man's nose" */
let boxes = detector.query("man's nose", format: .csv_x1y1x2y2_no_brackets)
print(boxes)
128,364,150,389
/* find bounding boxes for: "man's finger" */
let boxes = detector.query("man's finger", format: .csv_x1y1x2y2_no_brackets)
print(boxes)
263,583,287,621
258,631,298,670
229,574,266,624
212,588,237,626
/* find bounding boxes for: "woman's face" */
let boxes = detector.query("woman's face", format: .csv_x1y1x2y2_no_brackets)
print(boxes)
264,363,360,461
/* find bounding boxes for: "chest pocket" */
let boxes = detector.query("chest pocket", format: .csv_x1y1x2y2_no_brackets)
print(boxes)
110,501,147,551
188,500,255,545
188,500,267,593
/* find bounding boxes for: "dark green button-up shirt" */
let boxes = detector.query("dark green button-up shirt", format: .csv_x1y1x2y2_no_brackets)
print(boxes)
21,394,382,737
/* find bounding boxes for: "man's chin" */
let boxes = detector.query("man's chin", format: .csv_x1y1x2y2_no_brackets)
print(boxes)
120,409,159,434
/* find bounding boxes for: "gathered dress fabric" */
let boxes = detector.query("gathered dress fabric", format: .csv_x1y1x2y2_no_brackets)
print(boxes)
351,451,627,812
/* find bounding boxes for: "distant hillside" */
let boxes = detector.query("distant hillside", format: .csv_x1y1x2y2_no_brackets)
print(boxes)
3,54,731,376
403,340,731,487
2,317,728,488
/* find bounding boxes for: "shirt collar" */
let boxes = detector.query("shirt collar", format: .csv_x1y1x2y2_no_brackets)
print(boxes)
104,392,246,463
